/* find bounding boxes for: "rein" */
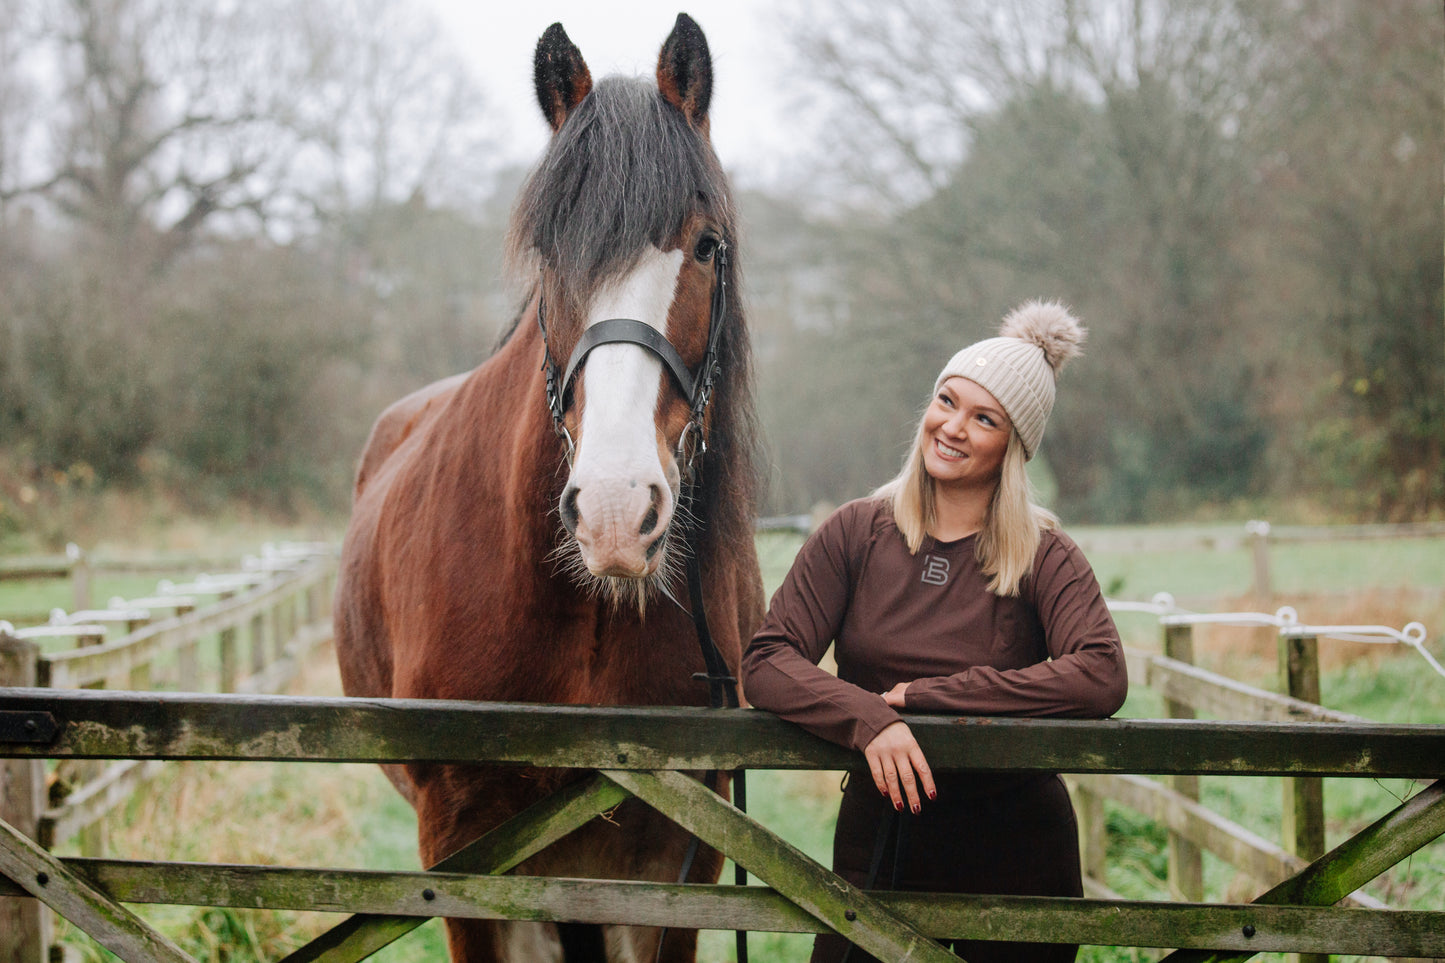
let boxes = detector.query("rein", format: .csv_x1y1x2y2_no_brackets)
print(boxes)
535,241,748,961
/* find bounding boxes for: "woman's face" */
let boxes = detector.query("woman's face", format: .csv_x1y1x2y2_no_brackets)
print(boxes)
920,377,1012,491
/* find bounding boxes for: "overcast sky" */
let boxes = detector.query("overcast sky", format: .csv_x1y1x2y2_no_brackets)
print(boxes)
421,1,807,186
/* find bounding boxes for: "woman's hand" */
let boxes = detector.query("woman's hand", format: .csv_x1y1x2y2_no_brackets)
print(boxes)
862,720,936,814
882,681,909,708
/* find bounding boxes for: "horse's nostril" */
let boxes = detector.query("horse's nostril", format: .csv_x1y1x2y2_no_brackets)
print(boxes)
639,484,665,536
560,486,580,533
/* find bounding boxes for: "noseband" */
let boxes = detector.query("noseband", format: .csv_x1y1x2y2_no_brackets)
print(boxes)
536,240,729,477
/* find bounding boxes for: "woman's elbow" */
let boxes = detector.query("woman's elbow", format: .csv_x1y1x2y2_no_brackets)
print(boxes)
1089,651,1129,717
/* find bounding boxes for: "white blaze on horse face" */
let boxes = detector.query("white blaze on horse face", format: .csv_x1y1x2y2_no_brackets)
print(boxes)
568,246,684,579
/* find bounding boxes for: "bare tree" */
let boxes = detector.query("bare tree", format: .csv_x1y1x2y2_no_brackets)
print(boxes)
0,0,505,501
283,0,499,222
772,0,1273,517
0,0,498,270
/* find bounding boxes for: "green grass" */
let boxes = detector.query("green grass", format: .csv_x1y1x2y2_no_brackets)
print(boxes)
28,526,1445,962
0,574,168,630
1077,528,1445,600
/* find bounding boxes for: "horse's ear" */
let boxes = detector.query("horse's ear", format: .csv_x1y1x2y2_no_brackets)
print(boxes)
656,13,712,130
534,22,593,132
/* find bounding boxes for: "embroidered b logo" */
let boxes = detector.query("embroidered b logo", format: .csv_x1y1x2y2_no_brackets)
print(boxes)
920,554,950,586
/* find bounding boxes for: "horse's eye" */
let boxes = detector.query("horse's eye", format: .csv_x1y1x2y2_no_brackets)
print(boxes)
693,234,719,262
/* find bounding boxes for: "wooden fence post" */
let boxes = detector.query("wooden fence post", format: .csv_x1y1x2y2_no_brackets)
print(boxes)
175,604,198,692
65,545,91,614
1163,623,1204,903
1247,520,1272,598
73,630,108,860
250,611,267,678
126,614,153,692
277,592,292,663
219,591,238,694
1280,630,1327,963
1075,784,1107,889
0,632,51,963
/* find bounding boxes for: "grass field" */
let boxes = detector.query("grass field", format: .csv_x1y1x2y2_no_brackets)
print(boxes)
13,526,1444,962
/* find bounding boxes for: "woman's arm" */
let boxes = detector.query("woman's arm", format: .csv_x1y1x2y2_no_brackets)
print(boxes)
741,503,904,752
902,533,1128,718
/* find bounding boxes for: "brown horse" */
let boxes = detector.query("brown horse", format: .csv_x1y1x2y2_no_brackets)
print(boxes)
334,14,764,963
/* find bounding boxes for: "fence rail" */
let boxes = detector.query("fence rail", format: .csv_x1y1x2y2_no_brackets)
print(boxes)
0,693,1441,962
3,532,1443,960
0,545,336,962
1068,593,1442,940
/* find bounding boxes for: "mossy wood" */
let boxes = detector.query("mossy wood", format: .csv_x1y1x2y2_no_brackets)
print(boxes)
0,809,195,963
1158,778,1445,963
2,688,1441,777
602,768,956,963
1,693,1442,960
278,774,629,963
2,858,1442,957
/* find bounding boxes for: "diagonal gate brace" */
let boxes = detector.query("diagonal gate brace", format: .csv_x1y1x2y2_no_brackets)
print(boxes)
603,768,957,963
278,772,630,963
0,813,196,963
1159,777,1445,963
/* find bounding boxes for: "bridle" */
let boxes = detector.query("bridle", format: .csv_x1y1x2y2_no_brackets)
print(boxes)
534,239,748,962
536,239,730,481
532,239,741,708
533,237,738,709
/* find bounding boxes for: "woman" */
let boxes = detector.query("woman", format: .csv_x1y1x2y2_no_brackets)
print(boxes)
742,300,1127,963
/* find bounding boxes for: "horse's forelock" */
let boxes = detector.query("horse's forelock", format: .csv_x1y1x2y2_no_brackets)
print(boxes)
506,76,734,313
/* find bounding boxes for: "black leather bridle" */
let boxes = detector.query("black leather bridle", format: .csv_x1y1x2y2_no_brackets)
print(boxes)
536,240,730,481
534,238,739,708
534,240,748,962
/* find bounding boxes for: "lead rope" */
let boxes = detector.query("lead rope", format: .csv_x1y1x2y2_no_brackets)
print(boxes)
838,808,912,963
654,485,748,963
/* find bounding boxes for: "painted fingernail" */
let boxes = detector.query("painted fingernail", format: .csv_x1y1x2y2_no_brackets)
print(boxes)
894,799,903,811
911,802,920,814
927,789,937,800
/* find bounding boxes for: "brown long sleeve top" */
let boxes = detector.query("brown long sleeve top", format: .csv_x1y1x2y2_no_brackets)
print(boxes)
742,497,1128,752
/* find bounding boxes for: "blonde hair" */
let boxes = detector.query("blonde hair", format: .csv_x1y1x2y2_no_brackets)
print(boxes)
874,421,1057,597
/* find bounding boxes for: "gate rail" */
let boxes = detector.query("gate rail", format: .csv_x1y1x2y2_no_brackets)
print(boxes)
0,691,1442,962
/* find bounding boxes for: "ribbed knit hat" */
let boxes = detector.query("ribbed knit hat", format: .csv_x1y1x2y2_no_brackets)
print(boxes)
932,300,1086,460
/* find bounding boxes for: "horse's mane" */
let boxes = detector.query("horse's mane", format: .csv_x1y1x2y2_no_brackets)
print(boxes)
503,75,761,580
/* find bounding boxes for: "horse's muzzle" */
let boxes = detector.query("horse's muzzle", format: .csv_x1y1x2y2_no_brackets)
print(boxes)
564,478,674,578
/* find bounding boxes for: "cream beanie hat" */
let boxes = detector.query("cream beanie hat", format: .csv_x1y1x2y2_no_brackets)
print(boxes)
932,300,1085,460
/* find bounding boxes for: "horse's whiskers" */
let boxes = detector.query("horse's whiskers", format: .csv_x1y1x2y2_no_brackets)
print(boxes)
547,517,687,617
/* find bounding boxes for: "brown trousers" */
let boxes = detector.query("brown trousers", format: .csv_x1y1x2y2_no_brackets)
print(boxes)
811,772,1082,963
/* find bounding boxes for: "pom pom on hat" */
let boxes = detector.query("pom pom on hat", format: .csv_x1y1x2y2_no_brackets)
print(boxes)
999,300,1086,374
933,300,1086,460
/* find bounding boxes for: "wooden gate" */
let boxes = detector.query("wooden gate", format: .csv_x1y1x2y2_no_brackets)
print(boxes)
1,690,1442,962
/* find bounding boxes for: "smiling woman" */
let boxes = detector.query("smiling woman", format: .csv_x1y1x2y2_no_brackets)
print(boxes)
742,300,1126,963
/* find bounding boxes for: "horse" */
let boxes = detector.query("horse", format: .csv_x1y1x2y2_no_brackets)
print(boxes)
334,14,764,963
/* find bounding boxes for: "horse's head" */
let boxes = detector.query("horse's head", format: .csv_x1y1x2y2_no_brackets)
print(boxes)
510,15,739,604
